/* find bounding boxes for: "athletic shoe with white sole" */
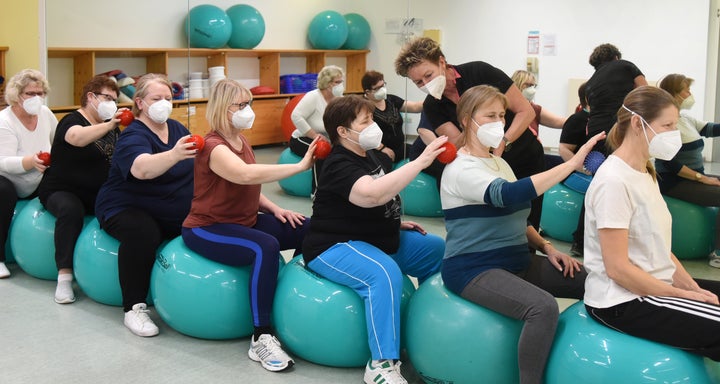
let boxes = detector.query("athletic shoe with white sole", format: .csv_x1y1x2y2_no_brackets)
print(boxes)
364,360,408,384
248,334,294,372
123,303,159,337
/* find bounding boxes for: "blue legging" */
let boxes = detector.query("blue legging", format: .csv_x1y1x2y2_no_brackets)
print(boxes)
307,230,444,360
181,214,308,327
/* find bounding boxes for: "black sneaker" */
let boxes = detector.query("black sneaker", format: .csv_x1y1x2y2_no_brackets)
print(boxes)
570,242,584,258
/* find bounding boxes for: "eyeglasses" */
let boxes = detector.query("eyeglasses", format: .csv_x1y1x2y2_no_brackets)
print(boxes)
94,92,118,103
370,82,386,92
23,91,46,97
522,83,537,89
231,101,252,110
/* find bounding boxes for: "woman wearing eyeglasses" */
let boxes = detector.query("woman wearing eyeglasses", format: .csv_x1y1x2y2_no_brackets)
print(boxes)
37,75,123,303
361,70,423,162
182,79,317,372
0,69,58,279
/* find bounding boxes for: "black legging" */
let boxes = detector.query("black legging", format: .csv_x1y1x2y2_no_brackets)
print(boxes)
0,176,18,262
100,208,180,312
43,191,92,270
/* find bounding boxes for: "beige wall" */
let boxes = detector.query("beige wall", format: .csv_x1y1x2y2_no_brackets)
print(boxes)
0,0,41,77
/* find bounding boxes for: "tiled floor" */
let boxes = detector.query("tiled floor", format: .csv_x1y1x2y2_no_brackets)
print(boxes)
1,144,717,384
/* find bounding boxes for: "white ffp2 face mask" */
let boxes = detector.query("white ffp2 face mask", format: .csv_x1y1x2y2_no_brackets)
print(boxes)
420,74,446,100
231,106,255,130
95,97,118,121
474,119,505,148
624,105,681,161
22,95,43,115
146,99,173,124
348,122,383,150
522,86,536,102
373,87,387,101
332,83,345,97
680,94,695,110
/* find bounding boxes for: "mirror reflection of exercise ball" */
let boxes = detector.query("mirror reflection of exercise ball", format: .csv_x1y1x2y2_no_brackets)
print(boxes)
185,4,232,49
342,13,371,50
226,4,265,49
307,10,348,50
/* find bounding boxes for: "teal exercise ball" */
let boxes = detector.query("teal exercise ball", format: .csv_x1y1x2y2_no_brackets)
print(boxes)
394,159,442,217
342,13,371,50
151,237,285,340
545,301,717,383
185,4,232,49
540,182,584,242
272,257,415,367
307,10,348,50
226,4,265,49
277,148,312,198
74,218,152,306
9,198,58,280
405,274,523,384
4,199,29,263
663,196,717,259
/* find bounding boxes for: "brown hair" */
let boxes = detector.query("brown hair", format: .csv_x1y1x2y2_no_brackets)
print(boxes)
394,37,445,78
589,43,621,70
606,86,677,180
361,70,384,92
323,95,375,145
456,85,508,148
80,75,120,107
658,73,694,106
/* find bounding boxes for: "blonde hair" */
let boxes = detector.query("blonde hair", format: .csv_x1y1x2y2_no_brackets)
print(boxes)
206,79,253,135
658,73,694,106
5,69,50,106
606,86,677,180
317,65,344,90
394,37,445,78
131,73,173,116
511,70,536,90
456,85,507,148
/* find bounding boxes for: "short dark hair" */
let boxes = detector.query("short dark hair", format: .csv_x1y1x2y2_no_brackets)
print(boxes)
578,82,588,108
361,70,384,92
323,95,375,145
81,75,119,107
589,43,621,70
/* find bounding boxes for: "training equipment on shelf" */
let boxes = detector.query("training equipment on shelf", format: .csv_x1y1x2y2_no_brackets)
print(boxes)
663,195,717,259
226,4,265,49
185,4,232,49
307,10,349,50
545,301,718,383
272,256,416,367
405,274,523,384
342,13,371,50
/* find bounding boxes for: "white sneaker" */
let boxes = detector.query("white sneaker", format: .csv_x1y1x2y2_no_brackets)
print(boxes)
54,276,75,304
710,250,720,269
248,334,294,372
123,303,159,337
364,360,408,384
0,262,9,278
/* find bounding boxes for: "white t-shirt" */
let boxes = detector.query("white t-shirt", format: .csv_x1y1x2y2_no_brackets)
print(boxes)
0,105,57,197
290,89,328,139
583,155,676,308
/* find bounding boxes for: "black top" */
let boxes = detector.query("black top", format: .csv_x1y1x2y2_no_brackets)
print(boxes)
302,145,401,263
585,59,644,141
38,110,119,211
423,60,544,179
560,109,590,148
374,94,407,160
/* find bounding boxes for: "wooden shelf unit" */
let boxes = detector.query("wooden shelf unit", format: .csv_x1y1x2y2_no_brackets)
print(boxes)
47,47,369,146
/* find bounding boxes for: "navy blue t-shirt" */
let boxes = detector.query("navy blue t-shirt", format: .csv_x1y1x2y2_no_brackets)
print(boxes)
95,119,194,227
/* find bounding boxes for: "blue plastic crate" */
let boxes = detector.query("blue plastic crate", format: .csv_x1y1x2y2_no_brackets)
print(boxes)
280,73,318,94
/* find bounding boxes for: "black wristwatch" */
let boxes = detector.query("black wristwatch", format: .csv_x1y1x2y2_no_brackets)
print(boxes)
502,136,512,151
